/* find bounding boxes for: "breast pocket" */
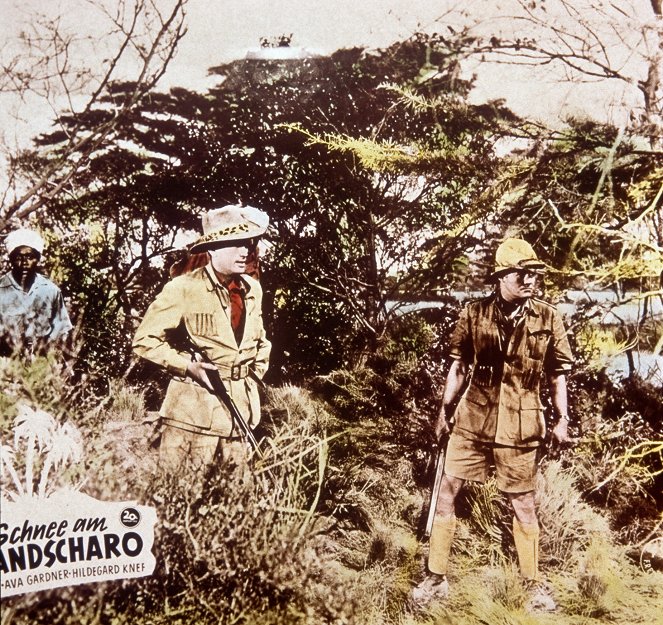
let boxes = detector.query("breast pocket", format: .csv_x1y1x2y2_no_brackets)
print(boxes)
526,328,552,360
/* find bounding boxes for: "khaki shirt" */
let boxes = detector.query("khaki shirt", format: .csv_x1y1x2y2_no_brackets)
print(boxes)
132,265,271,437
450,294,573,447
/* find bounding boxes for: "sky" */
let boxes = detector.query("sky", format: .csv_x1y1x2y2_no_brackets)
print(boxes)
0,0,653,151
157,0,648,125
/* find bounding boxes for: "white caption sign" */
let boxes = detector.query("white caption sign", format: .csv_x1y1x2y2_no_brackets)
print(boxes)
1,489,157,597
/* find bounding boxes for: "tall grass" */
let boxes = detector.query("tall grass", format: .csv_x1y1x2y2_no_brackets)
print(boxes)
2,374,357,625
2,357,662,625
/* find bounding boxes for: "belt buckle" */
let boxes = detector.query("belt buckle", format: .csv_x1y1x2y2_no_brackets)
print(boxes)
231,364,242,381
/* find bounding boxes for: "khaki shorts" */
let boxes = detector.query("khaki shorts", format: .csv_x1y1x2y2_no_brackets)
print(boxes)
444,433,538,493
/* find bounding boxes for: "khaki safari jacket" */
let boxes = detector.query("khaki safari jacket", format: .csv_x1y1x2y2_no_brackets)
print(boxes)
132,265,271,437
449,294,573,448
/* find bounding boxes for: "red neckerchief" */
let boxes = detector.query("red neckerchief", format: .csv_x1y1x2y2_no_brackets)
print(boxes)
226,277,246,344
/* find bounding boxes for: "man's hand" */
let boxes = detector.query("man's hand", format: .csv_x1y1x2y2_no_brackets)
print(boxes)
186,361,217,392
551,418,570,445
434,405,452,442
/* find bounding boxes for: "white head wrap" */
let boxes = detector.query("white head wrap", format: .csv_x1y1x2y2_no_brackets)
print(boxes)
5,228,45,256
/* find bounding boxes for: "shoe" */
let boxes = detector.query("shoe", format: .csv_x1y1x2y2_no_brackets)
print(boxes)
412,574,449,607
524,581,556,613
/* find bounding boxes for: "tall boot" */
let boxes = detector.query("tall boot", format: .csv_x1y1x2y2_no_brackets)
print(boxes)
512,517,539,580
429,514,457,575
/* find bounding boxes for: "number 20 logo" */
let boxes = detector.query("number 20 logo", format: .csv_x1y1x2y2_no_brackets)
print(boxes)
120,507,141,528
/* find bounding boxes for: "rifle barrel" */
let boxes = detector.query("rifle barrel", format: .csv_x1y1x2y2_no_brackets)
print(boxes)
425,436,448,537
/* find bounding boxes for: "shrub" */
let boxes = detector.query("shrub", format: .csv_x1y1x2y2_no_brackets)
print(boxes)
3,341,662,625
3,378,357,625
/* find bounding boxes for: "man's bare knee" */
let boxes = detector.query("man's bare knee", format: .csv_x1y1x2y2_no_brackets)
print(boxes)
435,475,464,517
508,491,537,524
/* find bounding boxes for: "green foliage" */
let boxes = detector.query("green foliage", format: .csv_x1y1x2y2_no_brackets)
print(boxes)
575,326,636,371
566,409,662,541
0,354,102,433
133,471,336,624
2,19,662,625
3,379,358,625
268,283,354,380
311,306,457,423
574,536,625,618
557,366,662,546
489,119,662,293
17,32,516,378
3,344,663,624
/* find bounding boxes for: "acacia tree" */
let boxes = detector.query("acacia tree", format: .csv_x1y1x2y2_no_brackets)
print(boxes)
0,0,188,231
460,115,662,383
21,35,516,378
466,0,662,144
206,38,523,367
408,2,663,378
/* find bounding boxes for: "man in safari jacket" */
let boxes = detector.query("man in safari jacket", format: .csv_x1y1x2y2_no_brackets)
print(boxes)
414,238,574,611
133,205,271,470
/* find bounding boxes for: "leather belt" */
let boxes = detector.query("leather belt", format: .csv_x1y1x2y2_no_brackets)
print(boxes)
216,363,251,381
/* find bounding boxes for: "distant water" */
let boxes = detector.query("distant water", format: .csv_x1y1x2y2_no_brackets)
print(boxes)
389,291,663,324
604,352,663,387
558,290,663,324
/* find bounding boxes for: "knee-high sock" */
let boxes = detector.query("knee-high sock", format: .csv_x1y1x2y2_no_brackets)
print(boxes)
513,517,539,580
428,514,456,575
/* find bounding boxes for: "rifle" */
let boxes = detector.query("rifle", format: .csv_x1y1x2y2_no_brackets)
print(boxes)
424,432,449,537
181,333,260,452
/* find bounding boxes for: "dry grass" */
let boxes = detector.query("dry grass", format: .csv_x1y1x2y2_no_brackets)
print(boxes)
2,358,662,625
537,460,611,570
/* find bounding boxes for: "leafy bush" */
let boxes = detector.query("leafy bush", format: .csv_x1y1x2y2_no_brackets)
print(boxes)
3,335,662,625
2,378,357,625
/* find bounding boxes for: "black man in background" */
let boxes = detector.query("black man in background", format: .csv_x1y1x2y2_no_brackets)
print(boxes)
0,228,72,358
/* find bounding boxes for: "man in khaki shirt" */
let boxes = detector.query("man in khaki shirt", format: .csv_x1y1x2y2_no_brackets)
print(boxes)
413,239,573,610
133,205,271,470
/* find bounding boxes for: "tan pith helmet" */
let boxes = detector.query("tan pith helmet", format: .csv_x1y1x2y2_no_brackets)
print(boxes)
491,238,545,278
189,205,269,253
